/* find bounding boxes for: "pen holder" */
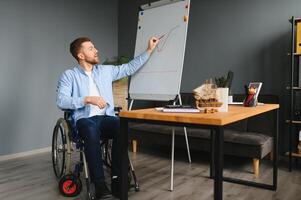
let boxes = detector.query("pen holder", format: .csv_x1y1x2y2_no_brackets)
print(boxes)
243,85,258,107
243,94,257,107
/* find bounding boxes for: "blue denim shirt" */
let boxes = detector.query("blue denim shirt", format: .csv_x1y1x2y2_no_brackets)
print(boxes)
56,51,150,122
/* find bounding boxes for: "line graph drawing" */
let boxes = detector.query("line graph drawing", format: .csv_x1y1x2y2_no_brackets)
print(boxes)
156,25,180,52
137,24,180,53
135,24,182,73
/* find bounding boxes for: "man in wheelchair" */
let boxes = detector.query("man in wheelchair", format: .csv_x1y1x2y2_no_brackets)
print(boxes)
56,37,158,199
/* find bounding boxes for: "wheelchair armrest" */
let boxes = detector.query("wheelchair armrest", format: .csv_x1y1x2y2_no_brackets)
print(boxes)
62,109,73,120
114,106,122,115
62,107,122,119
62,109,72,113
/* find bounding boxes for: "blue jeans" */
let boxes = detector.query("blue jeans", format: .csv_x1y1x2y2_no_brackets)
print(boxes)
76,115,120,184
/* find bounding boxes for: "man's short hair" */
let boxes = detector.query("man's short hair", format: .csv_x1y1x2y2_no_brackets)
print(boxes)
70,37,91,61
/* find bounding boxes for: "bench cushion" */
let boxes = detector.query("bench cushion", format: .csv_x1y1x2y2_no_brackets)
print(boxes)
129,123,273,159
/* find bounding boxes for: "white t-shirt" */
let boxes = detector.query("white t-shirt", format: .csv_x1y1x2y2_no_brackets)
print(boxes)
85,71,106,117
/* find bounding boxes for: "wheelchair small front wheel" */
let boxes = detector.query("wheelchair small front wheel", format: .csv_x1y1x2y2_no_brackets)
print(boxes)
59,174,82,197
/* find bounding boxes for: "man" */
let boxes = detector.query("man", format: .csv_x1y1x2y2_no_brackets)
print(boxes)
56,36,158,199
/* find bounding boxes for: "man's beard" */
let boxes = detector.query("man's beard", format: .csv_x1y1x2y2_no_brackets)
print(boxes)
86,57,99,65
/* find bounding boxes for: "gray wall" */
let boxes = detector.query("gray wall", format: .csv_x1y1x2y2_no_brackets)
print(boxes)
0,0,118,156
119,0,301,153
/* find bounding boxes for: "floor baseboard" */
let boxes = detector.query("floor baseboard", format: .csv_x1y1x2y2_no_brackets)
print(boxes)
0,147,51,162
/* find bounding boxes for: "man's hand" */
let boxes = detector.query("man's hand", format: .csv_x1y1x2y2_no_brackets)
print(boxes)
147,37,159,54
84,96,107,109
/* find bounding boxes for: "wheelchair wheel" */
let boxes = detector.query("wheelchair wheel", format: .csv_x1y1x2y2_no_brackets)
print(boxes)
52,119,67,179
101,140,112,169
59,174,82,197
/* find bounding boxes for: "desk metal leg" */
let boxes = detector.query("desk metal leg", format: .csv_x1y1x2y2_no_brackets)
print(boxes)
222,109,279,190
120,118,129,200
214,127,224,200
273,109,279,190
210,129,215,179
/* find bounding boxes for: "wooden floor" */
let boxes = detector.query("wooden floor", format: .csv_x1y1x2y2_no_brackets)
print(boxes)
1,147,301,200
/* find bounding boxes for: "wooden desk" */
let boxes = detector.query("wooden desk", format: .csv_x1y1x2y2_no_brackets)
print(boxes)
119,104,279,200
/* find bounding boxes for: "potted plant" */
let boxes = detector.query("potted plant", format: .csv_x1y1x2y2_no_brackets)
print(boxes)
214,70,234,112
103,56,130,110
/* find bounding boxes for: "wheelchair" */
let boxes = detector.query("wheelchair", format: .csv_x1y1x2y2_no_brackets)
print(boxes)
51,109,139,199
